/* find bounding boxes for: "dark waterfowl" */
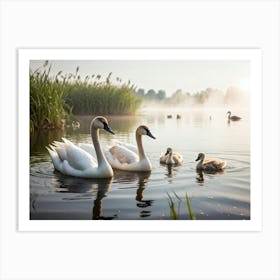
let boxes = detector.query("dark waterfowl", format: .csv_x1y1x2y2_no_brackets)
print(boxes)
227,111,241,121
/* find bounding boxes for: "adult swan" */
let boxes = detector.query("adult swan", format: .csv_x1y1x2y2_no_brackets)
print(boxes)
46,116,115,178
105,125,156,171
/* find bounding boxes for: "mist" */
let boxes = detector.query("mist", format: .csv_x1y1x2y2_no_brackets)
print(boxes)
138,86,250,112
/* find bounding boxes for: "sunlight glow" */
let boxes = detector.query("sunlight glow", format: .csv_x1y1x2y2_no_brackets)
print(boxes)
238,78,250,93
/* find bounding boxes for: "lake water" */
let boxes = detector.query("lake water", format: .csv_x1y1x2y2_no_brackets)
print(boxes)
30,108,250,220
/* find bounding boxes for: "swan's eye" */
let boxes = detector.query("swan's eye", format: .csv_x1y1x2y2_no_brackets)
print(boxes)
102,121,109,130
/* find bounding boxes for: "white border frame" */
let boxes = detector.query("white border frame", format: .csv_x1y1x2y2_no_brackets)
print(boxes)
18,48,262,232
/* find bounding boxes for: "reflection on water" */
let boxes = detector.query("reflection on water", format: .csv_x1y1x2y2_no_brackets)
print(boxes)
30,109,250,220
166,164,173,178
31,129,65,154
195,169,226,184
91,179,114,220
196,170,205,183
113,171,153,218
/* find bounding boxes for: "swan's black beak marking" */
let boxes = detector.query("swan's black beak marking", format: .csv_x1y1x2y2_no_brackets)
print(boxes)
147,130,156,139
165,150,169,156
195,156,200,161
103,122,115,135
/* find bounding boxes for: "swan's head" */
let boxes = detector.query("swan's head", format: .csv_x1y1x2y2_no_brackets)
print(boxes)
227,111,231,115
195,153,205,161
92,116,115,135
165,147,173,155
136,125,156,139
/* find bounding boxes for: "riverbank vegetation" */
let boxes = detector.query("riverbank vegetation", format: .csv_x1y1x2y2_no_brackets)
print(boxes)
30,61,71,133
30,62,142,132
30,61,247,132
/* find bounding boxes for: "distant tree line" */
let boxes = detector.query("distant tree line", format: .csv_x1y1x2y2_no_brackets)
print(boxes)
135,86,247,107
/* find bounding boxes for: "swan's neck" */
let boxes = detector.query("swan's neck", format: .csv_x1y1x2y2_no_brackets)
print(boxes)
166,152,174,164
197,158,204,168
136,133,146,161
91,127,107,166
228,112,231,119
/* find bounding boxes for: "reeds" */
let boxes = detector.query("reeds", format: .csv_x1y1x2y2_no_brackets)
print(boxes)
167,191,196,220
30,62,142,132
66,83,142,115
30,61,71,132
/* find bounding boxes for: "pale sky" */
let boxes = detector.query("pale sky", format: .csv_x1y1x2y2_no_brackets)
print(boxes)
30,60,250,96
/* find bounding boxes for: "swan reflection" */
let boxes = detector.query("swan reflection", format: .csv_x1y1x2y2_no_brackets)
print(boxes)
195,169,226,184
196,170,204,183
166,164,173,178
52,171,114,219
113,170,153,218
161,163,182,180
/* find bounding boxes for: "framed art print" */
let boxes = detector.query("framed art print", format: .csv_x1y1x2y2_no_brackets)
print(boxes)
18,48,262,231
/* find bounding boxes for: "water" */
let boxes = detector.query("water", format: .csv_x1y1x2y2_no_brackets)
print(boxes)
30,109,250,220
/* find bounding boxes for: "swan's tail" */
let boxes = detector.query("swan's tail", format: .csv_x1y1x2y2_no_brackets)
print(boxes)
46,145,60,170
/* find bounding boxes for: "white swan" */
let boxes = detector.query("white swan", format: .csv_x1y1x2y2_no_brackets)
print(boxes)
105,125,156,171
195,153,226,172
160,147,183,165
227,111,241,121
46,116,115,178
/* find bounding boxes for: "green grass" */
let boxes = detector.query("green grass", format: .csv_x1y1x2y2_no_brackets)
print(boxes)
167,191,196,220
30,62,142,132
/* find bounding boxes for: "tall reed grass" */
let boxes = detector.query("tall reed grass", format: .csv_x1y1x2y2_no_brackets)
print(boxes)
66,83,142,115
30,62,142,132
30,61,71,132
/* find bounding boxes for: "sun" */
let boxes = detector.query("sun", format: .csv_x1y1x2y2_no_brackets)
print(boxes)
238,78,250,93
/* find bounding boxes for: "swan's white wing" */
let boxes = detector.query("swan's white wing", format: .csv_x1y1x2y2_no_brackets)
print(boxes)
65,144,97,171
48,139,97,172
109,145,138,164
105,145,139,170
51,141,67,161
112,140,138,154
121,143,138,154
78,143,97,159
60,160,98,178
46,146,63,171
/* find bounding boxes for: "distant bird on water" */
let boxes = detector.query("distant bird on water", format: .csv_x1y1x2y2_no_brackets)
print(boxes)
227,111,241,121
167,115,172,119
72,121,80,130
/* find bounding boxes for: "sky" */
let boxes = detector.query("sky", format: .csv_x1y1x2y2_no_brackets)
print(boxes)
30,60,250,97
